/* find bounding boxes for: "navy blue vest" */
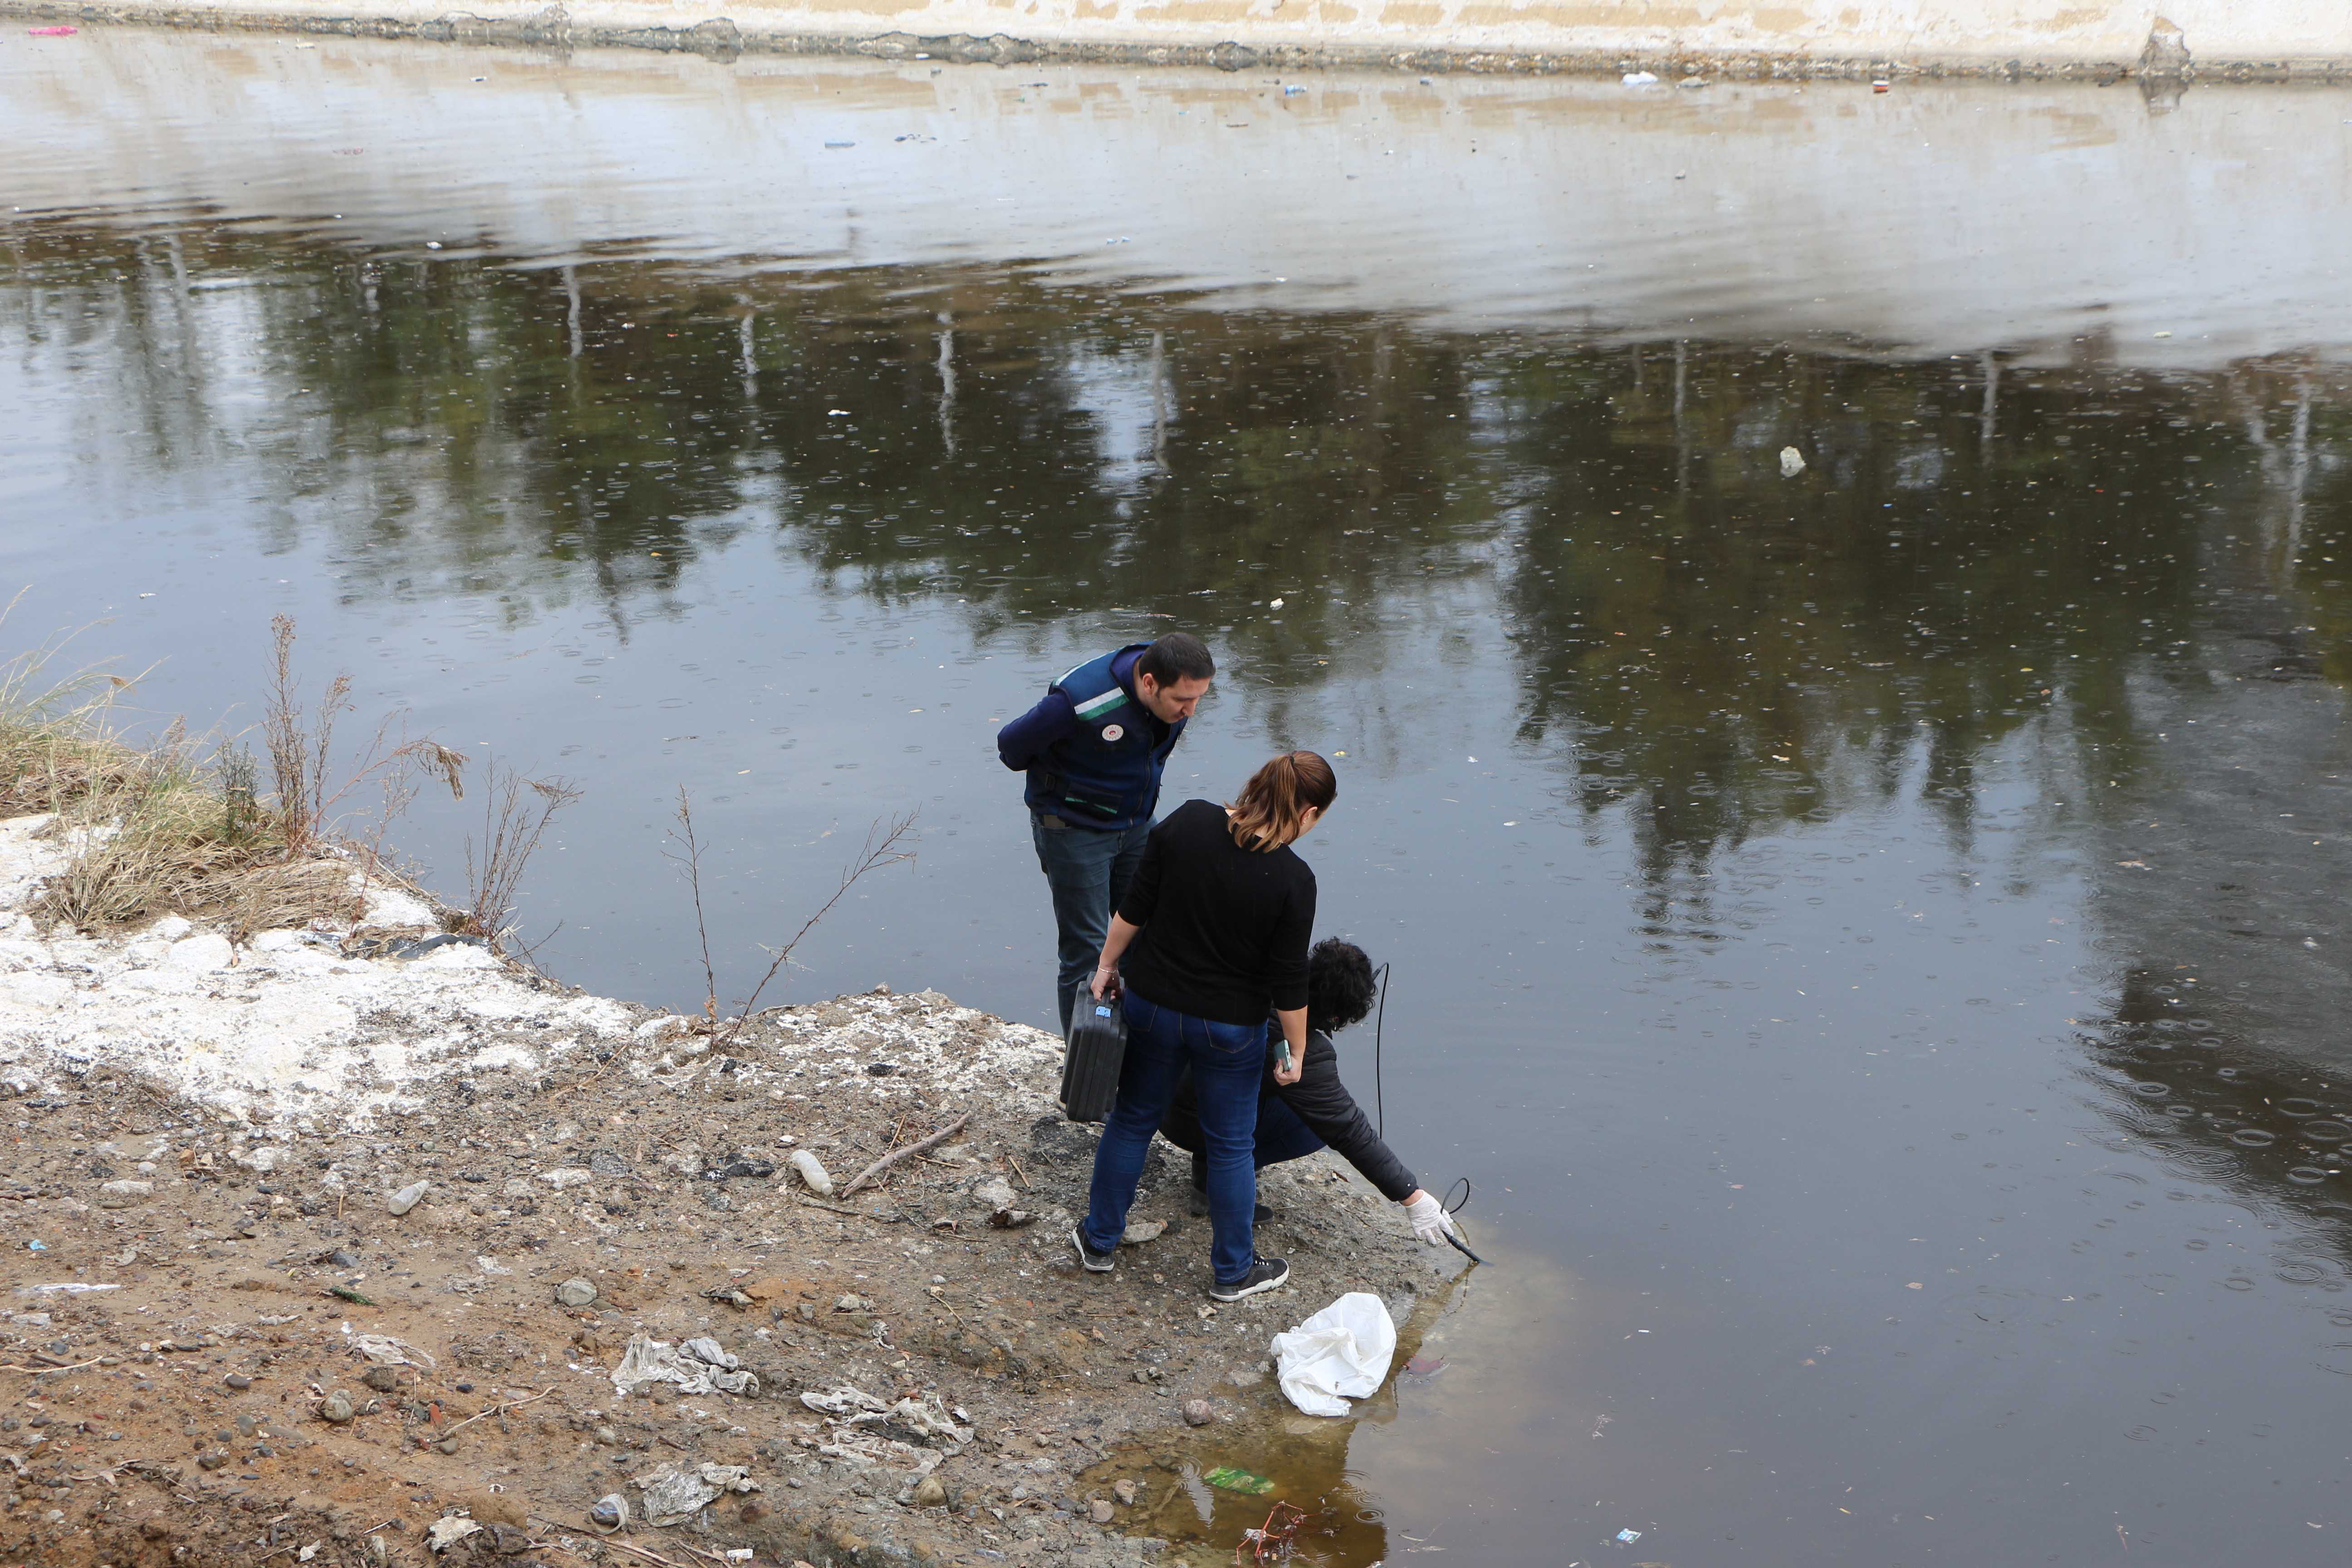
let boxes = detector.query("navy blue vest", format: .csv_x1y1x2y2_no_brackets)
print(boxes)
1025,645,1185,830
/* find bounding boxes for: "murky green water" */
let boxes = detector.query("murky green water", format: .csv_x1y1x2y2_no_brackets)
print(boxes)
11,27,2352,1563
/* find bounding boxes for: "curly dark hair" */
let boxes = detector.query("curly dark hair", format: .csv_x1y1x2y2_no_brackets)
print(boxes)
1307,938,1377,1035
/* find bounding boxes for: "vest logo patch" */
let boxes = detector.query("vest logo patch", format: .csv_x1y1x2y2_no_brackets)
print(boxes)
1099,724,1125,742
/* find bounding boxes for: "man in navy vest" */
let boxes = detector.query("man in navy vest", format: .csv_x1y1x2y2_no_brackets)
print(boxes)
998,632,1215,1034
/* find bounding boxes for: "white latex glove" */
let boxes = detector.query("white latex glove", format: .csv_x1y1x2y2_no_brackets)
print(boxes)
1403,1190,1457,1247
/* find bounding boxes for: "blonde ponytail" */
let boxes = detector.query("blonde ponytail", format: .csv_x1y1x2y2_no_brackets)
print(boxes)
1227,751,1337,852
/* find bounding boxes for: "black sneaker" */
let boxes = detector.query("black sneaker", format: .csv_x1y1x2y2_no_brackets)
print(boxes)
1208,1256,1289,1302
1070,1225,1116,1274
1188,1186,1273,1224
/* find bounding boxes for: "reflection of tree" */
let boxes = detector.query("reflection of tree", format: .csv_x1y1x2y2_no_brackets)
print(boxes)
1483,343,2270,916
12,219,2352,902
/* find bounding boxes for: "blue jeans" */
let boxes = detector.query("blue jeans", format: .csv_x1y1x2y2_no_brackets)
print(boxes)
1031,812,1152,1035
1083,990,1266,1284
1183,1091,1326,1183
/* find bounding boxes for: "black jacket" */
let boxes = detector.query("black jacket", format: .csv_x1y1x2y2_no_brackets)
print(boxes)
1160,1027,1418,1202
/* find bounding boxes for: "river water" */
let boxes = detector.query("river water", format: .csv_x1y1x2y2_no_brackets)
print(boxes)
10,26,2352,1564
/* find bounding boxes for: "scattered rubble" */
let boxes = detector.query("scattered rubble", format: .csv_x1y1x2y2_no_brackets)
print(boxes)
0,814,1449,1567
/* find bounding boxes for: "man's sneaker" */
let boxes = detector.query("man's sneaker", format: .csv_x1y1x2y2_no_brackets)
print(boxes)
1070,1225,1116,1274
1187,1186,1273,1224
1208,1256,1289,1302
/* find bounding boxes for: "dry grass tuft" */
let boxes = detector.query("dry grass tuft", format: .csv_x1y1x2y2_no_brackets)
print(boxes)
2,613,490,944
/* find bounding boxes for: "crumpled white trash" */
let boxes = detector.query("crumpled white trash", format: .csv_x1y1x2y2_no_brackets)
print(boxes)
633,1463,760,1527
1269,1292,1396,1417
612,1333,759,1398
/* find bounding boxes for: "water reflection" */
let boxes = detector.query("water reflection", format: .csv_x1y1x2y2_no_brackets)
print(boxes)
16,225,2352,808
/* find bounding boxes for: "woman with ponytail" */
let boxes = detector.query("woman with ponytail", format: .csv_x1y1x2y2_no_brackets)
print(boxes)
1071,750,1337,1301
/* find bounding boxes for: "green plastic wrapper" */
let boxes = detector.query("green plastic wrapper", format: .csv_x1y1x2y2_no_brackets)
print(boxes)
1202,1465,1276,1495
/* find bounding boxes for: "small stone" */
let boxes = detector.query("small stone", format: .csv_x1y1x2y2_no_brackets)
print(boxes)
593,1426,618,1445
97,1179,154,1208
835,1293,865,1313
554,1278,598,1308
739,1498,771,1524
435,1437,461,1455
1224,1367,1264,1387
387,1181,430,1217
1121,1218,1167,1245
487,1522,532,1554
1089,1498,1115,1524
196,1452,229,1470
222,1373,252,1390
1113,1480,1137,1505
328,1250,358,1268
1181,1399,1212,1427
362,1367,398,1392
911,1474,948,1509
319,1391,355,1424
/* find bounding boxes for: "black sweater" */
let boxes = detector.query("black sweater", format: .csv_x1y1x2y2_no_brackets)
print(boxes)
1160,1027,1419,1202
1117,799,1315,1025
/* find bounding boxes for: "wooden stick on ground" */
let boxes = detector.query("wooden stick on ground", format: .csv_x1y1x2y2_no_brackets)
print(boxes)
437,1386,553,1439
796,1198,900,1222
839,1112,972,1196
0,1355,106,1374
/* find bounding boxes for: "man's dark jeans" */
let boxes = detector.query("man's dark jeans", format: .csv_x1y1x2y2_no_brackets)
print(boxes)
1031,811,1152,1035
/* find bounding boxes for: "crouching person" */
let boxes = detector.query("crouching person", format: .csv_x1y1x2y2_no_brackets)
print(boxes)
1161,937,1460,1247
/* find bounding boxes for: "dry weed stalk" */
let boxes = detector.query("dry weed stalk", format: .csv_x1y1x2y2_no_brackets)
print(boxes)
457,760,582,951
263,614,465,856
663,786,724,1019
666,793,917,1043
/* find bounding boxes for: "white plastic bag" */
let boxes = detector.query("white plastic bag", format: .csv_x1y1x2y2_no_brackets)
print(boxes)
1269,1292,1396,1417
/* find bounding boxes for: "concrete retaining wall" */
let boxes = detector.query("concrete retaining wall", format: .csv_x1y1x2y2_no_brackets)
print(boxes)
6,0,2350,76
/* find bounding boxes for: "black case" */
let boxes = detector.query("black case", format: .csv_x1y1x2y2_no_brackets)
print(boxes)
1060,999,1127,1123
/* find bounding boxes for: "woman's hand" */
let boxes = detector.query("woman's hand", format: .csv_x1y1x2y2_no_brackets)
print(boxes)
1401,1189,1458,1246
1273,1006,1307,1086
1091,915,1141,1000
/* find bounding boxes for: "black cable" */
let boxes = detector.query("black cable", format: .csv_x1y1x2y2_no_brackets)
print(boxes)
1363,963,1485,1263
1440,1176,1487,1264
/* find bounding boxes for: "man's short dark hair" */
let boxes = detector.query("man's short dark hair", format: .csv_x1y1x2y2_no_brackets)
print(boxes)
1135,632,1215,688
1308,938,1377,1035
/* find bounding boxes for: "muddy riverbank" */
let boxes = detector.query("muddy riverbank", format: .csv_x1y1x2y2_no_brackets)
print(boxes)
0,823,1452,1567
